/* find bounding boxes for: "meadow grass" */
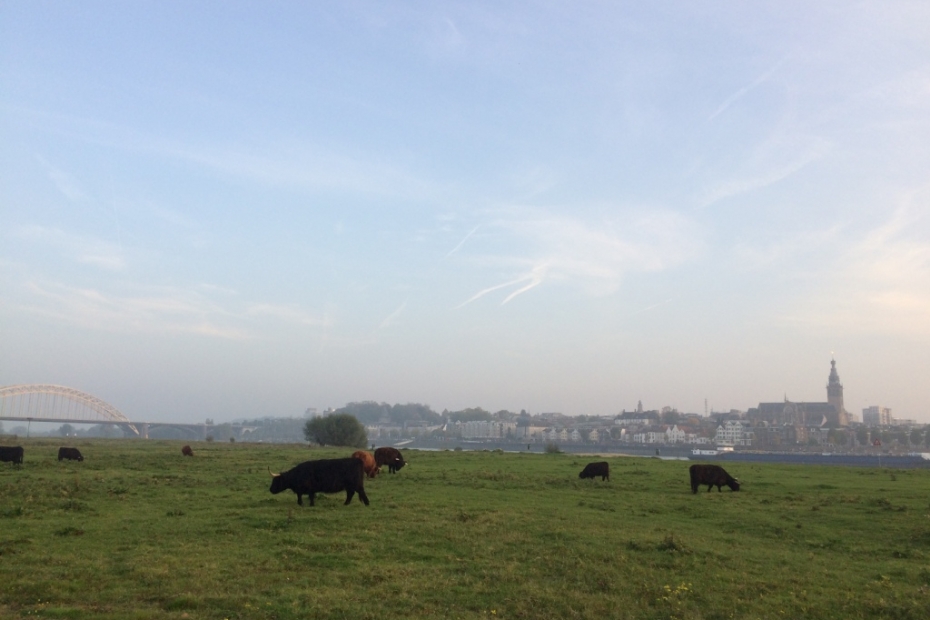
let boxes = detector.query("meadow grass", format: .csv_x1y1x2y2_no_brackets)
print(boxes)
1,438,929,619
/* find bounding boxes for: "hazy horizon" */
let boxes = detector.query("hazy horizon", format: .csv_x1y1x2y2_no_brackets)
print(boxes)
2,3,929,424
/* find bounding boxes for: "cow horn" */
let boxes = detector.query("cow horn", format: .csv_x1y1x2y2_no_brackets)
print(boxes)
268,467,280,478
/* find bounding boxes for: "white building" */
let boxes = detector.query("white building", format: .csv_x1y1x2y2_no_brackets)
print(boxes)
862,406,893,427
632,430,667,444
461,421,517,439
714,420,753,447
665,425,686,443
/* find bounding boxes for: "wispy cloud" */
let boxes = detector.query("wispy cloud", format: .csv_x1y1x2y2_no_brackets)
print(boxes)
629,297,677,317
445,225,480,258
14,106,439,201
36,155,89,202
11,278,330,340
708,57,788,122
456,263,548,308
377,301,408,329
455,208,703,307
698,136,831,208
733,225,843,271
247,304,331,327
16,225,125,272
780,201,930,337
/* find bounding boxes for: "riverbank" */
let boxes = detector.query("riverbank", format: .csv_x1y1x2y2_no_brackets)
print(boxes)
401,438,930,468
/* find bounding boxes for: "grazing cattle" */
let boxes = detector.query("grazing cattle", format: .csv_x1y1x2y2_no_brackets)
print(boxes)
58,447,83,462
0,446,24,465
181,445,194,457
579,461,610,481
374,446,407,474
269,458,370,507
689,464,740,493
351,450,380,478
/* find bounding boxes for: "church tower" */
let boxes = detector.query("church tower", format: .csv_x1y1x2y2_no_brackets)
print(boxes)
826,358,849,427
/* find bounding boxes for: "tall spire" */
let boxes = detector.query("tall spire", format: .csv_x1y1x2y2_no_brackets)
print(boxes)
826,358,849,427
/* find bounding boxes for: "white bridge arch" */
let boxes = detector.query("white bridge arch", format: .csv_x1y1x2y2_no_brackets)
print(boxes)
0,384,138,435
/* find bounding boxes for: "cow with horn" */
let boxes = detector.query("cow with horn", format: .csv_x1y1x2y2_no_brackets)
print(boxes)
269,458,370,507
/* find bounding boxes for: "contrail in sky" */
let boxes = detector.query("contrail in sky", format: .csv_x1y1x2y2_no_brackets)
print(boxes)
708,56,788,122
456,263,549,308
378,301,407,330
445,225,479,258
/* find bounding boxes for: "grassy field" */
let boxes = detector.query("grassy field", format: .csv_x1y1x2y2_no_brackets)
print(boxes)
1,438,928,619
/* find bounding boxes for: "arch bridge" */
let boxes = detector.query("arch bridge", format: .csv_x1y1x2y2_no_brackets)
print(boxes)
0,384,140,436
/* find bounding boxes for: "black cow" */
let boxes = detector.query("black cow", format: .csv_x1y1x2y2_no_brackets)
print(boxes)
579,461,609,481
58,447,83,462
269,457,370,507
0,446,24,465
374,447,407,474
689,464,740,493
181,445,194,457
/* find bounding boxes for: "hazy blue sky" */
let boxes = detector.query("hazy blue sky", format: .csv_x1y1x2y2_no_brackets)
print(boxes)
2,2,929,423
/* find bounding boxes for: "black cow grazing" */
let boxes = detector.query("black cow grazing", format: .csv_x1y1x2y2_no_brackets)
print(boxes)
58,447,83,462
689,464,740,493
0,446,24,465
181,445,194,457
269,457,370,507
579,461,610,481
374,446,407,474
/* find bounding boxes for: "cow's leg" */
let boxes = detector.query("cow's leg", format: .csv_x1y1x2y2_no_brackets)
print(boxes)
358,488,370,506
344,489,355,505
706,484,713,492
308,493,315,506
296,493,303,506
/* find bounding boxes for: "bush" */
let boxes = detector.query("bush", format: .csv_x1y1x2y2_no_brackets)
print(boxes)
303,414,368,448
545,442,562,454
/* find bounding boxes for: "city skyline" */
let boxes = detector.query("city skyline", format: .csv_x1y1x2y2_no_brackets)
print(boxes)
2,3,929,423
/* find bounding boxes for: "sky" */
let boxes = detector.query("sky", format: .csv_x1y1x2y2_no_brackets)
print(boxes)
2,1,929,424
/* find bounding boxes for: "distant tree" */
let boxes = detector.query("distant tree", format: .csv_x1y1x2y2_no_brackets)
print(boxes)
494,410,517,422
661,410,681,425
58,424,75,437
336,401,391,424
303,413,367,448
856,427,870,446
335,401,441,426
544,442,562,454
449,408,492,423
909,429,923,447
391,403,441,424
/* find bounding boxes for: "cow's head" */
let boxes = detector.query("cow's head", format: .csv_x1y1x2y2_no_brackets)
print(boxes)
269,468,285,494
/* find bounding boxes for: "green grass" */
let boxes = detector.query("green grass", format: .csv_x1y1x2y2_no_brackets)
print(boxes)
1,439,929,619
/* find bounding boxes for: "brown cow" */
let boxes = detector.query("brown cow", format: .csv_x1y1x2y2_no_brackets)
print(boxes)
374,446,407,474
181,445,194,457
351,450,380,478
